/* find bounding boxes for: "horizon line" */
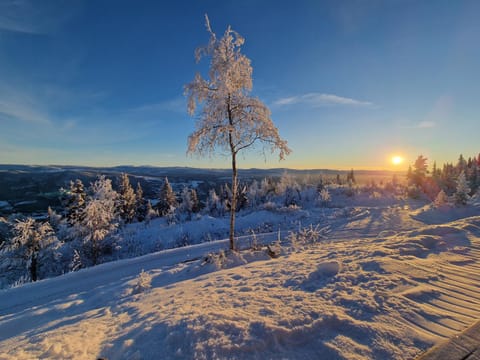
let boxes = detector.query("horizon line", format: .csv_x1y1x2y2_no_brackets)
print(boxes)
0,163,407,173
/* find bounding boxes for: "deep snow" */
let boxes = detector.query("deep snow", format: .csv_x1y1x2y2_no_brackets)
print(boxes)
1,201,479,359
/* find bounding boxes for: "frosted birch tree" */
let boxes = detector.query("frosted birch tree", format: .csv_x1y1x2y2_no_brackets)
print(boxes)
185,15,291,250
10,218,59,282
81,176,118,265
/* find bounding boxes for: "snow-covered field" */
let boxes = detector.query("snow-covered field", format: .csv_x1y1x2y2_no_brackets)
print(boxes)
1,201,479,359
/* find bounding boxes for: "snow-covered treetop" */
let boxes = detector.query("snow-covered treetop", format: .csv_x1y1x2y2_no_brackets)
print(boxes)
185,14,291,161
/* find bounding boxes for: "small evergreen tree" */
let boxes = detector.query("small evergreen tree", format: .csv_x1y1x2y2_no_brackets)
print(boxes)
246,180,260,208
412,155,428,187
346,169,356,184
205,189,225,216
62,179,86,226
145,201,157,223
178,187,194,216
335,174,342,185
456,154,467,174
157,177,177,216
190,188,201,213
135,182,147,222
468,161,479,193
454,171,470,206
284,185,301,206
119,173,136,224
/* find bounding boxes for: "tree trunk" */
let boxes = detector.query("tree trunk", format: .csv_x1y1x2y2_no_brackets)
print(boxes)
227,94,237,251
230,152,237,250
30,253,37,282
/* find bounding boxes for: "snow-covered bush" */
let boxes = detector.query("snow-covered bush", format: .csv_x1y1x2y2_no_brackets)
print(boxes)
434,190,449,208
318,188,331,207
407,184,422,199
204,189,226,217
261,201,279,212
204,250,228,269
133,269,152,294
288,224,323,247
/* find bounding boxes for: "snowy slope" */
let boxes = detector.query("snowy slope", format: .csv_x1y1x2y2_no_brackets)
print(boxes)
0,205,479,359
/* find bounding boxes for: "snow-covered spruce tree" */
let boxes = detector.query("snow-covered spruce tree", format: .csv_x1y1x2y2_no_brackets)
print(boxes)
454,171,471,206
346,169,356,184
144,200,157,223
408,155,428,188
185,16,291,249
246,180,260,209
205,189,225,217
47,206,70,242
223,183,248,212
469,160,479,194
119,173,137,224
178,187,194,219
62,179,86,226
135,182,147,222
190,188,201,213
81,176,119,265
157,177,177,216
10,218,60,282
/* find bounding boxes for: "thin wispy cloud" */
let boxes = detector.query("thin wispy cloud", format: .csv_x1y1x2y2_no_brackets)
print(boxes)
0,0,79,34
130,98,186,114
274,93,374,107
0,93,52,125
403,96,453,129
415,121,436,129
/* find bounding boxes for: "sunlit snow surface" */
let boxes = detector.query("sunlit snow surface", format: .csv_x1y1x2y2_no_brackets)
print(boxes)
1,201,480,359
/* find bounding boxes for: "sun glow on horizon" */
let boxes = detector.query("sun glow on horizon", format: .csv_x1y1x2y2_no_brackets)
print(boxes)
391,155,404,166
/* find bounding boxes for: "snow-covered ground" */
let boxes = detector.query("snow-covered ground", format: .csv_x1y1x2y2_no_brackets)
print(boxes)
0,202,479,359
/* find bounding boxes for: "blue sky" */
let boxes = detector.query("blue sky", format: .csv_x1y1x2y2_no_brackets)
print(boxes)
0,0,479,170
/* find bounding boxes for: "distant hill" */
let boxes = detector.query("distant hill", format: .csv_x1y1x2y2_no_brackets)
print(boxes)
0,164,404,216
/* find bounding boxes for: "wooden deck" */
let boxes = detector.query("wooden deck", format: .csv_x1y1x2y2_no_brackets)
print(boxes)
417,320,480,360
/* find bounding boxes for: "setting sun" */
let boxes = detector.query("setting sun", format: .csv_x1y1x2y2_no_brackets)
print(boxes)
391,155,404,165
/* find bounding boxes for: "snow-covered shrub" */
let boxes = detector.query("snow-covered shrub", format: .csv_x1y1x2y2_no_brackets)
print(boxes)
144,201,158,224
133,269,152,294
261,201,278,212
291,224,322,245
246,180,261,209
317,188,331,207
204,189,226,217
204,250,227,268
343,182,357,197
284,185,301,207
174,231,192,247
434,190,449,208
407,185,422,199
266,242,282,258
69,249,83,272
370,191,382,199
250,229,260,250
